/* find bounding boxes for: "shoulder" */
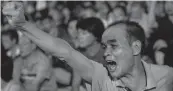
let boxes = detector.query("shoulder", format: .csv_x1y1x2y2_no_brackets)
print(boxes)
150,64,173,87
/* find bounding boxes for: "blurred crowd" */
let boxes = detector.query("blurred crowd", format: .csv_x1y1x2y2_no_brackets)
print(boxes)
1,1,173,91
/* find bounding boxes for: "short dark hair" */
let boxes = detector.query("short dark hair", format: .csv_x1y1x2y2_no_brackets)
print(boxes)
1,29,19,44
107,21,146,54
76,17,105,42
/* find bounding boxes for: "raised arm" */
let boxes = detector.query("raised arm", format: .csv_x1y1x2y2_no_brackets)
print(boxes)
3,2,94,83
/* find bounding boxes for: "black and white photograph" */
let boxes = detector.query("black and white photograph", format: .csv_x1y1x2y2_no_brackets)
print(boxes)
1,1,173,91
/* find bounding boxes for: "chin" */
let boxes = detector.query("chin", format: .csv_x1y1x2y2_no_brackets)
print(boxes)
79,44,87,48
110,70,123,79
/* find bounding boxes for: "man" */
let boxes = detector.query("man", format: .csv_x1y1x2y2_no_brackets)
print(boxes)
76,17,106,64
129,1,157,38
1,30,20,59
156,1,173,67
1,30,19,90
3,2,173,91
13,35,57,91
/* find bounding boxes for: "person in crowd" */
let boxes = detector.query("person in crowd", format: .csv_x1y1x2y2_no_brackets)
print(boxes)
79,7,97,19
1,30,20,59
153,39,168,65
107,5,127,26
156,1,173,43
155,1,165,19
1,44,14,90
66,18,79,48
95,1,111,28
71,17,106,91
3,2,173,91
149,1,173,67
62,7,71,24
160,1,173,67
76,17,106,64
129,1,157,38
13,35,57,91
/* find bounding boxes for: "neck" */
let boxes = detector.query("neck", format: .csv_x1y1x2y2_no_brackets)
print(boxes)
121,56,146,91
85,41,101,57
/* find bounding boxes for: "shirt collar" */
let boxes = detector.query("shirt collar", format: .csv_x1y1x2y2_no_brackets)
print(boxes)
142,60,157,90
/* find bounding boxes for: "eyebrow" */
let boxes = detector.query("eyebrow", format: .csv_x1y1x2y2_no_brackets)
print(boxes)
107,39,117,44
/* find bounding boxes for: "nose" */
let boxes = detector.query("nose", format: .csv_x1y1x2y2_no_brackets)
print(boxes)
103,47,111,60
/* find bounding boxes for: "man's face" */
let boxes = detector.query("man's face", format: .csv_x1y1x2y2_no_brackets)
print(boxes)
2,35,15,50
77,28,96,48
102,25,134,79
19,36,35,57
165,2,173,16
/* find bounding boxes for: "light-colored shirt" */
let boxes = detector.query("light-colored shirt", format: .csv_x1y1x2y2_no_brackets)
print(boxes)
90,60,173,91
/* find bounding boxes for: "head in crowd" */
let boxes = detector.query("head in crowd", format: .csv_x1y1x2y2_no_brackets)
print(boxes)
155,1,165,18
67,18,78,39
130,2,147,19
42,16,59,37
102,21,145,79
95,2,111,18
107,5,127,25
1,30,19,50
80,7,96,18
76,17,105,48
48,8,64,25
165,1,173,16
153,39,168,65
19,35,36,57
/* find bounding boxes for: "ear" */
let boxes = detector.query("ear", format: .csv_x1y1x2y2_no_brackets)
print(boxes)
131,40,142,56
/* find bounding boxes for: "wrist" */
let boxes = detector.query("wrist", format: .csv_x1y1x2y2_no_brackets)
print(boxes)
15,20,28,27
14,21,31,31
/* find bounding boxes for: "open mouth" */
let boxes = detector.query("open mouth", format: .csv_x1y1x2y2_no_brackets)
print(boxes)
106,61,117,72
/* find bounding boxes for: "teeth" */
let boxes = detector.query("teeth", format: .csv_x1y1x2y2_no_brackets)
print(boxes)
110,65,116,70
107,63,117,72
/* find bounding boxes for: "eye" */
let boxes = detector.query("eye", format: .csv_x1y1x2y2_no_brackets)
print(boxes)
101,43,107,49
110,44,118,49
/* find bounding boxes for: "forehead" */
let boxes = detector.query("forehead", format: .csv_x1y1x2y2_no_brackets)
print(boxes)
102,24,128,43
